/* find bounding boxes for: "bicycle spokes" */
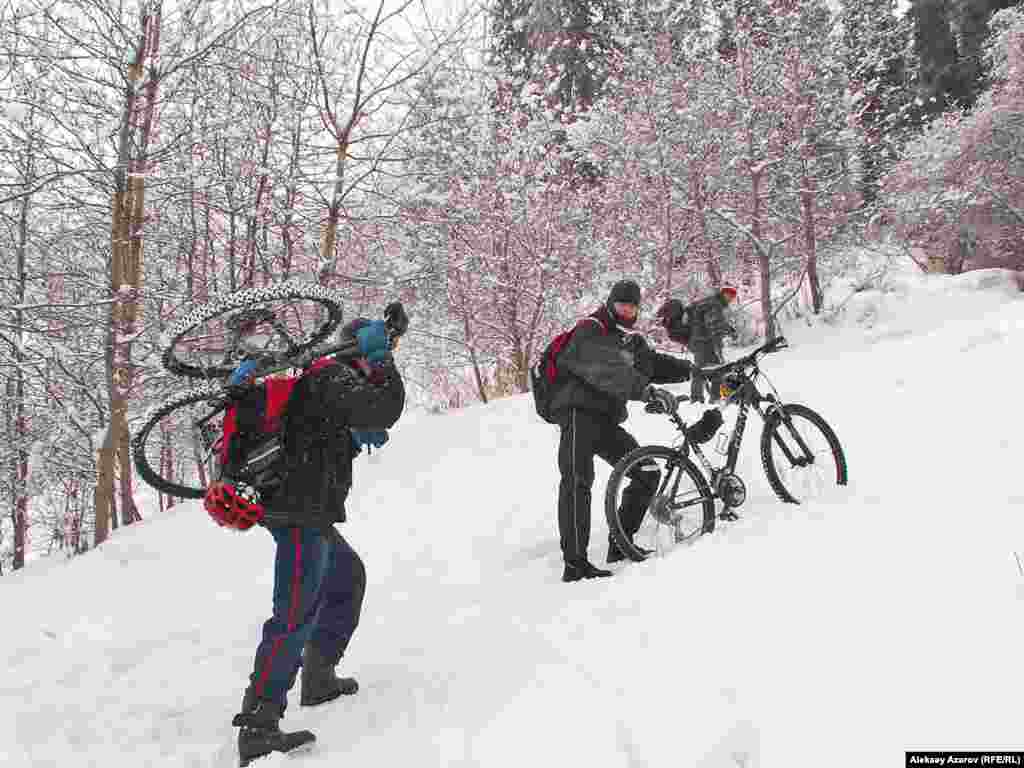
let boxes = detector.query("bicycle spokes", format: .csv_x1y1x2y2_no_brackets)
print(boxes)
615,453,712,556
763,405,847,504
162,283,343,379
133,384,228,499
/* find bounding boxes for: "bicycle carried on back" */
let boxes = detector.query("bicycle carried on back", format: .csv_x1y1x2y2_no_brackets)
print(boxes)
132,281,405,500
604,336,848,562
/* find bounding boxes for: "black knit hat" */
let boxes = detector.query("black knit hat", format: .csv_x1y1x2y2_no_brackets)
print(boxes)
607,280,641,306
606,280,641,328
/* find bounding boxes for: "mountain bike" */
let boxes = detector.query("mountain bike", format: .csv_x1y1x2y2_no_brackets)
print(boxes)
604,336,847,562
132,281,405,500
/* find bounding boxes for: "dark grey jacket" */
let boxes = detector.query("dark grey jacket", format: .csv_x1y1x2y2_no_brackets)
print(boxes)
549,306,692,425
683,294,734,344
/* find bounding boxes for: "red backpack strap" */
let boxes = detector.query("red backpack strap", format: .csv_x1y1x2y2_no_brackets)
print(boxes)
220,405,239,464
577,316,607,335
262,377,296,433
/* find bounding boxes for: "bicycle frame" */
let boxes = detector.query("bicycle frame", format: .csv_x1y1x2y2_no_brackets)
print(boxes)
608,334,846,553
683,368,776,480
231,317,406,382
657,336,807,510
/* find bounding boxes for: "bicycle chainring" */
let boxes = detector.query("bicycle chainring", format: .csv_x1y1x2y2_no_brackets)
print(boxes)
714,471,747,508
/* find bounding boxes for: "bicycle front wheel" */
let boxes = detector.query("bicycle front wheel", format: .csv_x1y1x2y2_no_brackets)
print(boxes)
760,403,847,504
132,382,228,499
162,281,345,379
605,446,716,562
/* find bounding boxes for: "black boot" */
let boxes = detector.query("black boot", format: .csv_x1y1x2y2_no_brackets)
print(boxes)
562,558,613,582
233,689,315,767
606,540,654,564
300,642,359,707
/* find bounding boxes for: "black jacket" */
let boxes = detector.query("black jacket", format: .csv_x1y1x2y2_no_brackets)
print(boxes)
263,357,405,529
549,306,692,425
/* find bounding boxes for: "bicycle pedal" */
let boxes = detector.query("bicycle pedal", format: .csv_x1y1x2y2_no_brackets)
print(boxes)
718,510,740,522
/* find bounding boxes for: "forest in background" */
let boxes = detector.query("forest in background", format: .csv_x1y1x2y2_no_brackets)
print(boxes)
2,0,1022,571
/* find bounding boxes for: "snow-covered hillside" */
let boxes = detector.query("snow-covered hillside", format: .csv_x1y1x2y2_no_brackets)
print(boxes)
3,257,1023,768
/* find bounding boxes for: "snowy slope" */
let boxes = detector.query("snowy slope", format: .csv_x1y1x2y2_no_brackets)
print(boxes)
3,258,1023,768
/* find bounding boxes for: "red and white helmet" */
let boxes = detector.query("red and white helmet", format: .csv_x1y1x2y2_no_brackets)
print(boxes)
203,480,265,531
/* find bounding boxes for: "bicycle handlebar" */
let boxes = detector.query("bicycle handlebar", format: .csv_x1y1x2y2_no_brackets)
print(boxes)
693,335,788,378
243,306,408,381
290,317,406,370
644,392,691,415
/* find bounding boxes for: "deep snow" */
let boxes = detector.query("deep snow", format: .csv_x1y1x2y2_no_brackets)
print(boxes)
3,255,1023,768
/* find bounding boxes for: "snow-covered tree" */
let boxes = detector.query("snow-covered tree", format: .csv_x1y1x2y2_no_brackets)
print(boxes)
881,6,1024,273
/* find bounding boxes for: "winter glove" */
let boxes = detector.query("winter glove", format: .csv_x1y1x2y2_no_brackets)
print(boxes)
384,301,409,339
351,429,389,455
643,385,677,415
355,320,391,363
228,359,259,386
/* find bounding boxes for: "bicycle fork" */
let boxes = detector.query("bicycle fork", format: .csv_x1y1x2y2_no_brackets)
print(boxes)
761,401,816,467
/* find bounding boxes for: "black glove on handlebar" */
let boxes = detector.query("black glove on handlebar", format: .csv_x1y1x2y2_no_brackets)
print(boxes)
643,385,677,415
384,301,409,338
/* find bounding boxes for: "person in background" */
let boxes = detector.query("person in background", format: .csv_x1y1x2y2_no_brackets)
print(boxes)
657,286,738,404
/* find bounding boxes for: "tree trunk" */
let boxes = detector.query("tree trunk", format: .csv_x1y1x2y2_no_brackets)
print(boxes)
750,170,767,335
8,373,28,571
11,164,32,569
760,247,774,339
94,421,115,547
97,7,160,542
662,176,673,298
463,305,488,404
802,167,823,313
192,434,209,490
451,263,488,403
318,140,348,283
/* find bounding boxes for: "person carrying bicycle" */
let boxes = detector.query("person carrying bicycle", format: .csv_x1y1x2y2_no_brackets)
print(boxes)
549,280,692,582
656,286,738,404
205,303,408,767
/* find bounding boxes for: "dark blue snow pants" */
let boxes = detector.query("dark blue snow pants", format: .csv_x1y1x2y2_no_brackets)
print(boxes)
248,525,366,706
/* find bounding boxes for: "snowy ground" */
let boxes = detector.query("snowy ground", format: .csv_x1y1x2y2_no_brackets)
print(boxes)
3,256,1023,768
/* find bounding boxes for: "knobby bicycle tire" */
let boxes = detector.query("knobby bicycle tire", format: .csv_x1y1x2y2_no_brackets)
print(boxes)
132,382,227,499
605,445,716,562
760,403,848,504
161,281,345,379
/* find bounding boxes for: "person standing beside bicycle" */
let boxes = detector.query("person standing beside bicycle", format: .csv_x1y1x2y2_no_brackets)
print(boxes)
206,304,408,767
548,280,693,582
656,286,738,404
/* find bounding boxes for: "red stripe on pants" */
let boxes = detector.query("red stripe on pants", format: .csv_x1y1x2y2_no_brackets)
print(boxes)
255,528,304,696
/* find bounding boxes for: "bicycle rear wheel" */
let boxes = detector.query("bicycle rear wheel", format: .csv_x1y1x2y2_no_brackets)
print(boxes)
162,281,345,379
760,403,847,504
132,382,228,499
605,446,716,562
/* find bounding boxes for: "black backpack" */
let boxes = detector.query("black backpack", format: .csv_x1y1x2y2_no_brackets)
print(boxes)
530,317,607,423
220,382,286,493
